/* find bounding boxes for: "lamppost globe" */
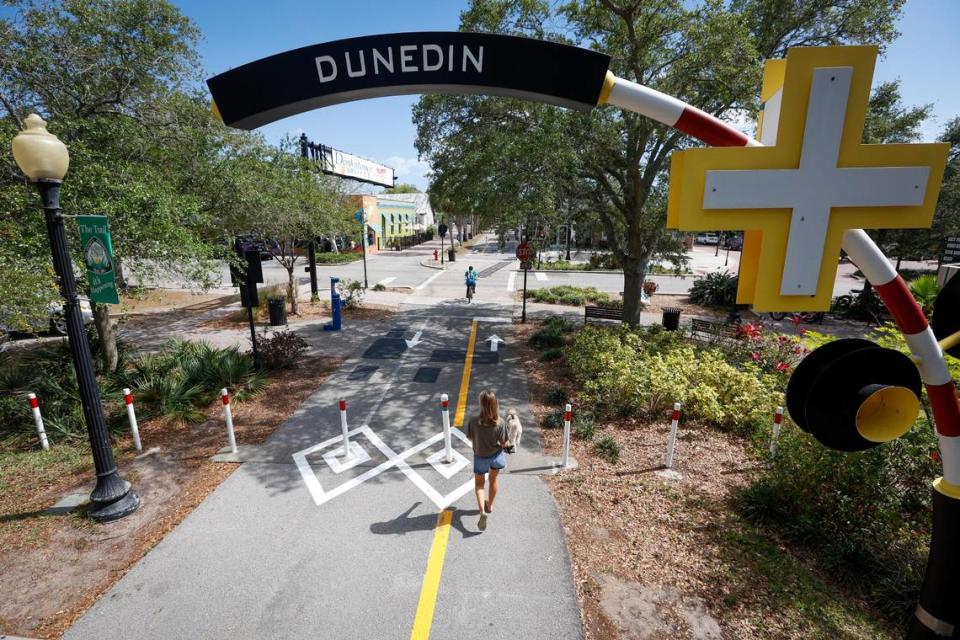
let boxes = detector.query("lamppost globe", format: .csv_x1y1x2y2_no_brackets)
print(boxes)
11,114,69,182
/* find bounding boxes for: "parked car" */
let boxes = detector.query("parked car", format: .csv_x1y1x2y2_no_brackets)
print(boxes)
1,298,94,342
695,232,720,245
235,234,279,261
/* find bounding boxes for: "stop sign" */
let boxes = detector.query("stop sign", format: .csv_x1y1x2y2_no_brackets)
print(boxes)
516,241,534,262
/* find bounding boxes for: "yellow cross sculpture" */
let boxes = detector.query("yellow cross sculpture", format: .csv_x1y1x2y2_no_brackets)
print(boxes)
667,46,949,312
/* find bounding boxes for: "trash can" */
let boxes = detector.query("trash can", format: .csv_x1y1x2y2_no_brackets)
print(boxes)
662,307,681,331
448,248,456,262
268,297,287,326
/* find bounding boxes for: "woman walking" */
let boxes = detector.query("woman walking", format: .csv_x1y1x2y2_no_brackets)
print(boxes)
467,390,508,531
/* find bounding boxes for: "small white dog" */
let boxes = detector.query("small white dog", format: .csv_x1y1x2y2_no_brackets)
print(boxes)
504,408,523,453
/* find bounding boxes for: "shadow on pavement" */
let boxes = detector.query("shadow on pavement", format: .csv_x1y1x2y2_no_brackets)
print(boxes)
369,502,483,539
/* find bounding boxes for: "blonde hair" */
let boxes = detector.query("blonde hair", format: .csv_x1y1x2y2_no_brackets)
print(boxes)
479,390,499,425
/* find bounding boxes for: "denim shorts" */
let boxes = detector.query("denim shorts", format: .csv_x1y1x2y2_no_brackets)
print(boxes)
473,450,506,475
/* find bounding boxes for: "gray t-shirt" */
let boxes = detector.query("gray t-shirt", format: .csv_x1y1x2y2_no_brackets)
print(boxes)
466,416,508,458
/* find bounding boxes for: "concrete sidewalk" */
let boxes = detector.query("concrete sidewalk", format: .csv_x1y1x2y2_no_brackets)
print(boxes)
65,309,582,640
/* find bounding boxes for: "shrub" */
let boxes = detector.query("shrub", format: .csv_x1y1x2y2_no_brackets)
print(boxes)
689,271,738,308
588,253,621,270
573,414,597,440
566,325,779,435
372,283,386,291
529,328,565,350
340,279,365,309
737,416,937,623
527,286,610,307
540,348,563,362
594,434,620,462
315,252,360,264
545,385,568,405
257,329,308,369
542,315,575,333
542,410,564,429
909,274,939,317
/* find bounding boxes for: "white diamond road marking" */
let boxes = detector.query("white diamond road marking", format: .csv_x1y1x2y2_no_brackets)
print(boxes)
426,448,469,479
292,425,475,509
322,440,370,473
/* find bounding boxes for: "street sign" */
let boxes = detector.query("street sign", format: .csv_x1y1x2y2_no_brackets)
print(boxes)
77,215,120,304
438,223,448,238
944,236,960,262
516,241,534,262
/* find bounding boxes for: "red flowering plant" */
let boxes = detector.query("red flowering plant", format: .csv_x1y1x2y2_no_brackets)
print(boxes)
722,321,805,378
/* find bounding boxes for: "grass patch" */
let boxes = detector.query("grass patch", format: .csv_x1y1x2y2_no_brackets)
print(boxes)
708,521,892,638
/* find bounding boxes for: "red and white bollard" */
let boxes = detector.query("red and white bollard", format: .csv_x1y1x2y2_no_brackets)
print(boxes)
770,406,784,458
664,403,681,469
440,393,452,463
123,388,142,452
339,399,352,459
221,388,237,454
28,393,49,450
562,403,572,468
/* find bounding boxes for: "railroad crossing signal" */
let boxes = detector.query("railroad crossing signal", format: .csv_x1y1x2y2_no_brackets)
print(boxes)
667,46,949,311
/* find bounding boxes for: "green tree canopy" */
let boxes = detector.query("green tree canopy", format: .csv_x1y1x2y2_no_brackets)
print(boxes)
414,0,905,324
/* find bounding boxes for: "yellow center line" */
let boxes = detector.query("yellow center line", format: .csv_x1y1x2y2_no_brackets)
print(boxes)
410,509,454,640
454,319,478,428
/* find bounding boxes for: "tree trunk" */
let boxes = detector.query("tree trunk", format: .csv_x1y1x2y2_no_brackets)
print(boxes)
93,303,118,372
114,256,127,291
621,259,645,327
286,265,299,315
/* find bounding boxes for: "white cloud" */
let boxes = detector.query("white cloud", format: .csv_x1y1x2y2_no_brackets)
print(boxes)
382,155,431,190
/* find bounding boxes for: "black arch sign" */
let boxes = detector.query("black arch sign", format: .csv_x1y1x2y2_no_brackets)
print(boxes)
206,32,611,130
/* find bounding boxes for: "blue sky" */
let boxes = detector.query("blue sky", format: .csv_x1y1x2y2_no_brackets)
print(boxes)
181,1,956,190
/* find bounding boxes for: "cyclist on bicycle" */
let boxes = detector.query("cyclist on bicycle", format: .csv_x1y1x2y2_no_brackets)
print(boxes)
465,266,478,302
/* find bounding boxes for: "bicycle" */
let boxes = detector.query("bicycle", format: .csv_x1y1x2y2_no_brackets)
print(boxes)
466,283,475,302
767,310,825,324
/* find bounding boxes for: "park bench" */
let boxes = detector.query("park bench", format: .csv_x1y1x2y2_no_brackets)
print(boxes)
584,305,623,324
689,318,739,342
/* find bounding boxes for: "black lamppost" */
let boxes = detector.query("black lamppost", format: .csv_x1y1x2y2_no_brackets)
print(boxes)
13,115,139,522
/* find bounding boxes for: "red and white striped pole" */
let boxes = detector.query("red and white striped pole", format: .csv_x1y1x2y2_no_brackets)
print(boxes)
339,399,352,459
440,393,452,463
665,403,681,469
770,406,784,458
28,392,49,450
562,403,572,468
221,388,236,454
123,388,142,452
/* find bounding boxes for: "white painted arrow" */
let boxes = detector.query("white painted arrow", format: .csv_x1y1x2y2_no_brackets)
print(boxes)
405,320,429,349
486,335,504,352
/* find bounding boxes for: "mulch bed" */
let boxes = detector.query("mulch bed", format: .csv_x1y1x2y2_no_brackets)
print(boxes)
515,322,894,640
0,355,342,639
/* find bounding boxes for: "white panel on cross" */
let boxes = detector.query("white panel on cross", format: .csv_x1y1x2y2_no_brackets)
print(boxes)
702,66,930,296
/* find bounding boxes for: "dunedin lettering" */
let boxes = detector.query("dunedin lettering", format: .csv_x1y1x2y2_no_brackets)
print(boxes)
315,44,483,83
207,32,610,130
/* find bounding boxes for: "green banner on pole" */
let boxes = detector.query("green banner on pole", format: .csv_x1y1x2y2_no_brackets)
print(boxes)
77,215,120,304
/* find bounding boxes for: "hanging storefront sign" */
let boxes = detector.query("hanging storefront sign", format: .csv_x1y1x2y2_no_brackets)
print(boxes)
77,215,120,304
207,32,611,130
321,147,393,187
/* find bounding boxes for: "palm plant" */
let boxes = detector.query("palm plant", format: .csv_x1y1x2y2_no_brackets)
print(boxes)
908,275,939,317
